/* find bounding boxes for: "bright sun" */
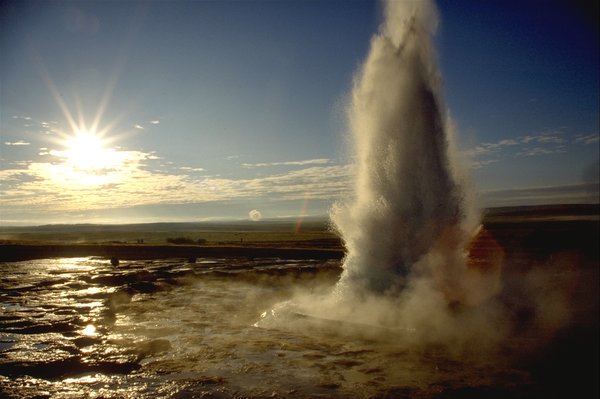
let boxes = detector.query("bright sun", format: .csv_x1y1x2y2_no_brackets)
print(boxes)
50,128,130,186
42,70,135,187
64,130,122,172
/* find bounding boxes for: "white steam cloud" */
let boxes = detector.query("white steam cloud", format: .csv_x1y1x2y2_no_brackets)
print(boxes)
257,0,576,359
331,0,479,298
258,0,506,353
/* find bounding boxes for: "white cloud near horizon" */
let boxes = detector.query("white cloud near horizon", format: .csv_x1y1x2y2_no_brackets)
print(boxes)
3,142,597,222
241,158,331,168
4,140,31,146
179,166,205,172
1,113,596,223
0,147,352,220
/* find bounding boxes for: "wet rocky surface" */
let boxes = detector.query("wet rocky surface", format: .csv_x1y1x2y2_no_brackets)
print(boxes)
0,252,597,398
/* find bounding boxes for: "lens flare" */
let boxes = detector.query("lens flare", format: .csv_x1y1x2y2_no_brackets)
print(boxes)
249,209,262,222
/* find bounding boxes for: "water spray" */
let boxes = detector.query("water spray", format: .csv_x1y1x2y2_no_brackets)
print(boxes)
332,0,488,302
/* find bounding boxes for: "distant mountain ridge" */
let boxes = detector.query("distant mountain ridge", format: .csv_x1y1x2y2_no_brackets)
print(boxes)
1,204,598,232
0,216,331,234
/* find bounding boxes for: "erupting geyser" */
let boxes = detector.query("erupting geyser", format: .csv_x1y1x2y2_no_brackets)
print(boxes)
259,0,503,338
332,0,493,304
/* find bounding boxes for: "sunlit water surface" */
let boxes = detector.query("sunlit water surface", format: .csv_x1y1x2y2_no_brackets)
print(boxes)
0,256,595,398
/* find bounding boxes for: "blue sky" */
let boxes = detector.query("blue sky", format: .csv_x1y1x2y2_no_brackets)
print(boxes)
1,0,598,225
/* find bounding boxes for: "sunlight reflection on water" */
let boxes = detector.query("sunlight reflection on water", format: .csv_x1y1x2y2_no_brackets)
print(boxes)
1,256,589,398
81,325,97,336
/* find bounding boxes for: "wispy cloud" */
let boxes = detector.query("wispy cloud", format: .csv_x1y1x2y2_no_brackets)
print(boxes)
150,120,160,125
516,146,566,157
179,166,205,172
134,124,144,130
469,130,595,168
575,134,599,145
4,141,31,146
0,148,352,220
471,140,517,156
11,115,32,121
242,158,331,168
472,133,565,157
534,135,565,144
472,159,499,169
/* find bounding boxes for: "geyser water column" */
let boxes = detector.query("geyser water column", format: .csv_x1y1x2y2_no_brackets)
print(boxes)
332,0,477,296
